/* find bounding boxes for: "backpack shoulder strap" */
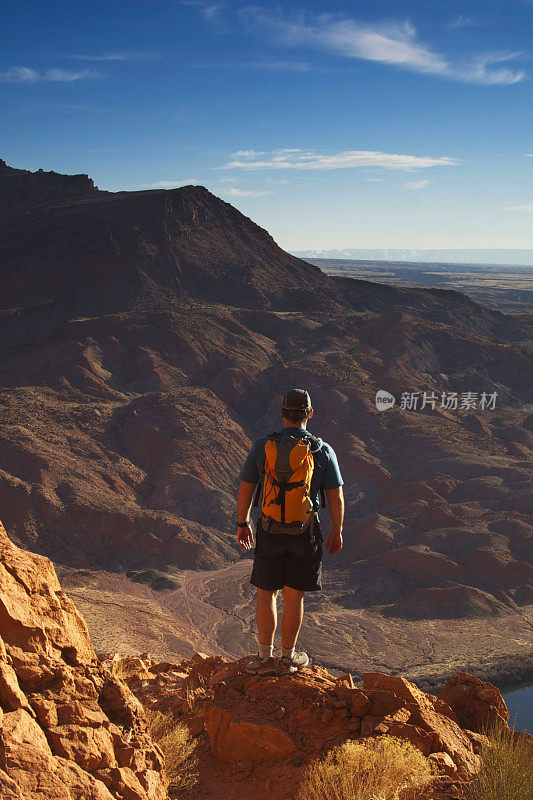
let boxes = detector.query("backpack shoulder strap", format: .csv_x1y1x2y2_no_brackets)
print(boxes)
303,433,323,453
252,433,278,507
308,435,326,508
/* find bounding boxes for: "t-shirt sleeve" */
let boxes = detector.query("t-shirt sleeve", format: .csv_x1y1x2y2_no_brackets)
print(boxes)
239,441,260,484
321,443,344,490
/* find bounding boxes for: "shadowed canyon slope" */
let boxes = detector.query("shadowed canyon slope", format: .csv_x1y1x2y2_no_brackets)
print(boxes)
0,161,531,684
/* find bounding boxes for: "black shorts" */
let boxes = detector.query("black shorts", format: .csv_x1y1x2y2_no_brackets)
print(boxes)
250,517,323,592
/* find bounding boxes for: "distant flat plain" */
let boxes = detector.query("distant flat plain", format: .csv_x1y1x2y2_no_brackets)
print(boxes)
308,259,533,315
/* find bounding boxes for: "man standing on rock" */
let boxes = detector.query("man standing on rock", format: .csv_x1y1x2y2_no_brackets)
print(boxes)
237,389,344,676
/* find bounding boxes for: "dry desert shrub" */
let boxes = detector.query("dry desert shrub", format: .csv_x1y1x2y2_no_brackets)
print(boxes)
467,717,533,800
146,708,199,792
297,734,434,800
108,654,139,679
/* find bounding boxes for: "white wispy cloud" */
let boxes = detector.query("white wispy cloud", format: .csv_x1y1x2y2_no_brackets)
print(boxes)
222,148,457,171
506,204,533,212
406,179,430,189
525,153,533,157
223,187,270,196
447,15,478,30
239,9,525,85
231,149,266,158
67,51,160,62
181,0,226,25
0,66,98,83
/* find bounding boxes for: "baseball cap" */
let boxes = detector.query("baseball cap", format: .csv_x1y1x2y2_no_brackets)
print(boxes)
282,388,312,411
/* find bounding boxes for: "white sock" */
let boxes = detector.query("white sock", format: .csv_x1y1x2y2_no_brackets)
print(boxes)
282,645,295,660
258,642,273,660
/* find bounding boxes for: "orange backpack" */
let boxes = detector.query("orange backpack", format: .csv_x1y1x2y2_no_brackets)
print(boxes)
254,432,323,534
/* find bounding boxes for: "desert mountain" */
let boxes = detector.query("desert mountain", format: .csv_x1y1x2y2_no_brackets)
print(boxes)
0,161,531,683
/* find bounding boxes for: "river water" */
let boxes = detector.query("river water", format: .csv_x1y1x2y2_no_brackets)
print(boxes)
503,683,532,733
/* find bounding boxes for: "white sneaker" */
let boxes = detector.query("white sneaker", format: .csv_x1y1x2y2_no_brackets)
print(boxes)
279,650,309,674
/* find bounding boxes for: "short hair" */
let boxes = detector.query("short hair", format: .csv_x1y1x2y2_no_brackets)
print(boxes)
282,406,311,425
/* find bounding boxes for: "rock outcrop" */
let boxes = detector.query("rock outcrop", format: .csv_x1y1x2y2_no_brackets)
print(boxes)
117,650,527,800
0,514,528,800
437,671,510,732
0,521,168,800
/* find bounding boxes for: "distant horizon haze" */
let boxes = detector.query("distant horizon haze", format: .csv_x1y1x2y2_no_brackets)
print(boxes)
292,248,533,267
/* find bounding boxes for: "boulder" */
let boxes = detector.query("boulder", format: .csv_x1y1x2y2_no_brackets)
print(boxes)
437,672,510,732
362,671,481,778
361,714,390,735
428,751,458,777
204,703,296,761
363,672,434,710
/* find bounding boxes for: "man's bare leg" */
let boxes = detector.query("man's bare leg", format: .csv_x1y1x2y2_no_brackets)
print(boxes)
245,588,279,673
257,588,278,652
280,586,305,650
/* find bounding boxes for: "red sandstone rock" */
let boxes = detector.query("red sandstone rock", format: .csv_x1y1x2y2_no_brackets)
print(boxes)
204,703,297,761
0,521,167,800
185,713,205,736
361,714,389,735
387,721,434,756
428,751,458,777
463,729,489,754
437,672,510,732
0,662,31,713
364,672,436,709
0,521,95,665
125,646,521,797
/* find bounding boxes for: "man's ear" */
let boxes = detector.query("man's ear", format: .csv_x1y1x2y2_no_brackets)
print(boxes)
308,408,314,419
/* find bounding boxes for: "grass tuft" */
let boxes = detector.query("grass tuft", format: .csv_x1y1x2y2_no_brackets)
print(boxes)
108,655,139,680
466,716,533,800
146,708,199,792
297,735,434,800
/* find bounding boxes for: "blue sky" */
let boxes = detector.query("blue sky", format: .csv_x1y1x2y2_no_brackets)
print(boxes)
1,0,532,249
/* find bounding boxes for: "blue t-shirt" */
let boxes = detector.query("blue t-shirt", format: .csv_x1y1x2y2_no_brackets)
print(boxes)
239,427,343,510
